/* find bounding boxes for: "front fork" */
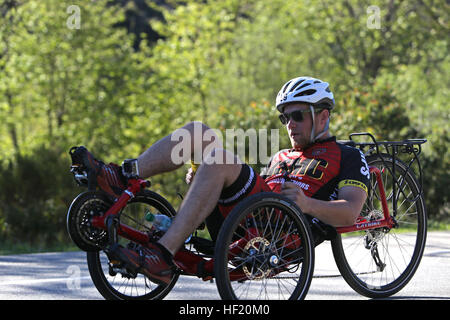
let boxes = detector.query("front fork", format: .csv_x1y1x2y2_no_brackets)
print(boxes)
91,178,152,246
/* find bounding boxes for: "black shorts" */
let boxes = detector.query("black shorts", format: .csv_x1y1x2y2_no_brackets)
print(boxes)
205,164,336,245
205,164,271,240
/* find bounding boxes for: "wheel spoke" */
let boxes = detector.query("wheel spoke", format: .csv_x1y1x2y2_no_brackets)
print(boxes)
215,193,314,300
86,192,178,300
333,155,426,298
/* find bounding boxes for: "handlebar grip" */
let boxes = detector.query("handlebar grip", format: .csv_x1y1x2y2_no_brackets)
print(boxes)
280,162,292,182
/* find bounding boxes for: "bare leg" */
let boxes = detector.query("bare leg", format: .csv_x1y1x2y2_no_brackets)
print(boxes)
158,149,242,255
134,121,242,255
137,121,220,177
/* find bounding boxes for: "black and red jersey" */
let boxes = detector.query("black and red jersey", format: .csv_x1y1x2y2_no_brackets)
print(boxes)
261,137,370,201
212,136,370,242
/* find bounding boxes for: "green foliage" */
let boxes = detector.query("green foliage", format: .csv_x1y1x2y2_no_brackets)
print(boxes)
0,0,448,249
0,146,77,245
333,82,414,140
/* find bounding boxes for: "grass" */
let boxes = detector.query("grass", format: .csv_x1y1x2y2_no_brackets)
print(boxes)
0,228,212,256
0,221,448,256
427,220,450,231
0,240,79,256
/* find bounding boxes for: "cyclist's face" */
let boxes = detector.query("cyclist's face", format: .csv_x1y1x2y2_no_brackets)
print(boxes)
282,103,313,150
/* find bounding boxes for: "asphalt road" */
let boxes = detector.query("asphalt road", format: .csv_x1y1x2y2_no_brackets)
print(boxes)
0,231,449,300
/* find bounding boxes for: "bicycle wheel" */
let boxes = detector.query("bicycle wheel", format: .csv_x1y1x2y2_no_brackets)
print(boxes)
214,192,314,300
67,191,111,252
87,190,179,300
331,154,427,298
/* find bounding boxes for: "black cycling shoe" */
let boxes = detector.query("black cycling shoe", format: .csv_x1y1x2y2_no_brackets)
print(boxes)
69,146,127,198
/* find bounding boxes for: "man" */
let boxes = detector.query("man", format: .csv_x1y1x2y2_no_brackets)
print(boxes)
76,76,370,285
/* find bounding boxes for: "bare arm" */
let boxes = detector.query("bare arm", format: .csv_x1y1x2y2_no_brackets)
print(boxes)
280,182,367,227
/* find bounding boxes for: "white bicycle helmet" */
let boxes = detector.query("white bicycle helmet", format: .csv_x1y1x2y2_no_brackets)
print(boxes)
276,76,334,112
276,76,335,143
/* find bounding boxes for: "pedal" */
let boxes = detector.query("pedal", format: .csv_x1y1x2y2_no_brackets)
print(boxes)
106,244,139,279
190,236,215,255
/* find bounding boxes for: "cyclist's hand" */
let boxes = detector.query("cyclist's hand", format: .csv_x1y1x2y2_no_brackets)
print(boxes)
281,181,311,212
185,167,196,185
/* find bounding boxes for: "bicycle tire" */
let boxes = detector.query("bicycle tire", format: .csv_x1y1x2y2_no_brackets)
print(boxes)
87,190,179,300
67,191,111,252
214,192,315,300
331,154,427,298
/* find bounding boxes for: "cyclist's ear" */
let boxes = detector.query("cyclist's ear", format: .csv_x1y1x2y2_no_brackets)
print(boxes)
316,109,330,126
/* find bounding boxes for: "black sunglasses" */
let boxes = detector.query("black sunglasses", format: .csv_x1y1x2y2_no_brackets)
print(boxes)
278,109,313,125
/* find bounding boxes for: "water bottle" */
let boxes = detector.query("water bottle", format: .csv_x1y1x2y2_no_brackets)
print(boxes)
144,210,192,243
145,211,172,232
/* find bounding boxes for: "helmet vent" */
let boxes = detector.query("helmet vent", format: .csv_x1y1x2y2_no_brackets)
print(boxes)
282,81,292,93
294,89,316,97
296,82,311,91
292,79,306,91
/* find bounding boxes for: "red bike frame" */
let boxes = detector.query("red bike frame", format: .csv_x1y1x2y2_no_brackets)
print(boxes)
89,166,394,280
336,166,395,234
90,179,151,245
89,178,215,277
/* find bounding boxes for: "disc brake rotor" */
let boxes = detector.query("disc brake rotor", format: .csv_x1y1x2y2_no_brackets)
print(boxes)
68,194,110,251
242,237,274,280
